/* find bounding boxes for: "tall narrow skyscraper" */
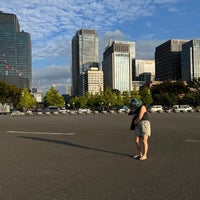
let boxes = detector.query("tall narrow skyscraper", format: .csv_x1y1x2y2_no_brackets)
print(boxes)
72,29,99,96
0,11,32,89
102,40,135,92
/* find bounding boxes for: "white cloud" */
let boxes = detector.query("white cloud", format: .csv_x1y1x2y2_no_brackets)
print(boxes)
136,40,165,60
32,65,71,94
33,65,70,80
0,0,179,94
1,0,176,59
99,30,126,50
153,0,178,3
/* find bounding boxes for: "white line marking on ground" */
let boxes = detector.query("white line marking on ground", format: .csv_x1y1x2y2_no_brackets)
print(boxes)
6,131,75,136
186,139,200,143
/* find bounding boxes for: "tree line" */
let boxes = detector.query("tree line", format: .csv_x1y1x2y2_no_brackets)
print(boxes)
0,83,65,111
69,80,200,109
0,79,199,111
151,80,200,107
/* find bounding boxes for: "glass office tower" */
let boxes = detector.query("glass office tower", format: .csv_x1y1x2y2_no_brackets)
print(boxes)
0,11,32,89
72,29,99,96
102,40,135,92
181,40,200,81
155,39,188,81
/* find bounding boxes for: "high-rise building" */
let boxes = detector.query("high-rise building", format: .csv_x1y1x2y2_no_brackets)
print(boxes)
0,11,32,89
102,40,135,92
72,29,99,96
155,39,189,81
181,39,200,81
82,65,103,95
133,59,155,82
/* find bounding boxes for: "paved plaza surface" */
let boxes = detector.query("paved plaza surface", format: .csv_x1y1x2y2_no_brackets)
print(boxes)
0,112,199,200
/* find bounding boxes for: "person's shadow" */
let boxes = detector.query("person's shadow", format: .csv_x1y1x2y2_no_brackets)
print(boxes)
18,136,132,158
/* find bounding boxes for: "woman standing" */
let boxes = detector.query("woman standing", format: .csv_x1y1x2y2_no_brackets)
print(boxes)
129,98,151,161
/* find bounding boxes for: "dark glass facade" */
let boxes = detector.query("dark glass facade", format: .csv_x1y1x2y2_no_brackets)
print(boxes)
72,29,98,96
0,11,31,89
155,39,188,81
181,40,200,81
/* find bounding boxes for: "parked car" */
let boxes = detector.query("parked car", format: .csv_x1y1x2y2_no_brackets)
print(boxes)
11,110,24,116
173,105,193,112
118,106,130,113
149,105,163,113
26,110,34,115
78,108,91,113
59,108,69,114
46,106,60,114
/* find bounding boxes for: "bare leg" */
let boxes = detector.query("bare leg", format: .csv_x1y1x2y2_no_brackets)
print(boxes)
134,136,142,158
140,135,148,160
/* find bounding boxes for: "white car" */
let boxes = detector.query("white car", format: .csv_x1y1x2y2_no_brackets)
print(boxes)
118,106,130,113
78,108,91,113
173,105,193,112
11,110,24,116
59,109,69,114
149,105,163,113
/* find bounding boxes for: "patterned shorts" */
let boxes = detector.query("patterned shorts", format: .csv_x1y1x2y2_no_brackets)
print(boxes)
135,120,151,137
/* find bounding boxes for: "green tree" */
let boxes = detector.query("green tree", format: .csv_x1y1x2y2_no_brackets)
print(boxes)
122,91,130,106
130,90,140,100
0,81,21,108
111,89,121,96
151,81,190,106
139,87,153,106
44,86,65,108
87,93,96,109
181,92,195,106
69,96,79,109
116,93,123,107
78,95,88,108
9,84,21,108
188,78,200,106
98,95,106,107
104,88,116,107
19,87,36,111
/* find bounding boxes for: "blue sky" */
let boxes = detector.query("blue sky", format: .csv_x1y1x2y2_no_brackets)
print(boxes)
1,0,199,94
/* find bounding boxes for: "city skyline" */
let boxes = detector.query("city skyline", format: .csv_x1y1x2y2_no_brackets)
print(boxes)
0,0,199,94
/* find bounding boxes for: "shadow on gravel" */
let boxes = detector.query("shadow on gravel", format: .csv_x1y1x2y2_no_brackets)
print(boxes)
18,136,132,158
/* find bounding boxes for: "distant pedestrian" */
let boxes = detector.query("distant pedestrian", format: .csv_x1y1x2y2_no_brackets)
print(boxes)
129,98,151,161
